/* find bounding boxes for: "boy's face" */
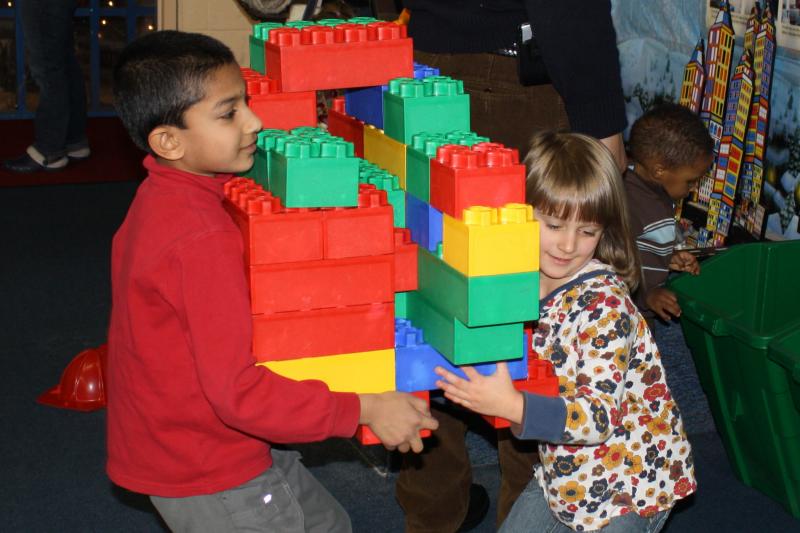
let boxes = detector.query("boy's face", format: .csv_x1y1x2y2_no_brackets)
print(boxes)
658,154,713,201
168,63,262,177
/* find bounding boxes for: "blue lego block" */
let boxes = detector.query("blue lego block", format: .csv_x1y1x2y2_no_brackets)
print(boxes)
405,192,443,252
394,318,528,392
346,85,386,128
344,63,441,130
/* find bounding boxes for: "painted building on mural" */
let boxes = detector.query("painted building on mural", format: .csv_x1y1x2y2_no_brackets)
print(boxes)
696,1,735,207
706,50,754,246
680,39,705,113
738,5,776,237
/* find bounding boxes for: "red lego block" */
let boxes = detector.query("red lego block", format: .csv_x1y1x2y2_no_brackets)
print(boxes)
249,254,395,314
224,178,325,266
429,142,526,220
252,302,395,361
483,358,559,429
322,184,394,259
264,22,414,92
241,68,317,130
355,390,432,445
327,96,365,158
393,227,418,292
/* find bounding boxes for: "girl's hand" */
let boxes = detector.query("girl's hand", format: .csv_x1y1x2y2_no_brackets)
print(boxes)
434,363,524,424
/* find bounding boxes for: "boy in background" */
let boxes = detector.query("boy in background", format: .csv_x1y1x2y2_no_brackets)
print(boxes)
625,103,713,325
107,30,437,532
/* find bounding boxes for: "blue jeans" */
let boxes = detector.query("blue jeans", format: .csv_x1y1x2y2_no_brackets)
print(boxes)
19,0,87,163
500,480,671,533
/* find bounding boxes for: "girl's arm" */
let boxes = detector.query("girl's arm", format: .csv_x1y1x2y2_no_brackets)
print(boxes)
435,364,567,443
438,284,636,445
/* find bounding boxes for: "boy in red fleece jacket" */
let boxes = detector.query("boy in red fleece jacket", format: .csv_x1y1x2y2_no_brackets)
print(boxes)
107,30,437,532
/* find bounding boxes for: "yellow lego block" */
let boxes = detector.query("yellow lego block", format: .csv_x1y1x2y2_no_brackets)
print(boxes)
443,203,539,277
258,348,395,393
364,124,407,188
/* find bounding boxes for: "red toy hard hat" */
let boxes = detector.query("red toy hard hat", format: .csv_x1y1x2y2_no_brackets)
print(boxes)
37,344,107,412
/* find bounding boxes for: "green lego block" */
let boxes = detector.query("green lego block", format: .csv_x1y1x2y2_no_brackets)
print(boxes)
417,248,538,327
360,167,406,227
384,76,471,145
406,130,489,201
406,133,446,201
347,16,380,24
269,138,359,208
285,20,316,30
444,130,490,147
407,291,524,365
250,22,284,74
395,291,409,319
253,129,293,189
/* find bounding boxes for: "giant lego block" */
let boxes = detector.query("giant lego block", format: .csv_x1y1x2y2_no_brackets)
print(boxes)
407,292,524,365
260,348,395,393
328,96,365,158
249,254,394,314
417,247,538,327
383,76,471,144
406,131,491,202
345,62,440,129
429,143,525,220
224,178,325,266
264,21,414,92
359,161,405,227
270,136,360,208
252,301,394,361
443,204,539,277
405,192,442,253
394,319,527,392
395,291,409,319
323,184,394,259
363,124,407,188
249,22,284,74
393,228,418,292
483,359,559,429
355,390,431,445
251,129,297,189
241,71,316,131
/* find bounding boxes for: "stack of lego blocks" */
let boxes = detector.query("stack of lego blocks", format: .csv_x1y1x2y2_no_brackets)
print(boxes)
234,16,556,439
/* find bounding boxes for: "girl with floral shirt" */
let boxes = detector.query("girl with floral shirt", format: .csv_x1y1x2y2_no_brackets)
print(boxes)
436,132,696,532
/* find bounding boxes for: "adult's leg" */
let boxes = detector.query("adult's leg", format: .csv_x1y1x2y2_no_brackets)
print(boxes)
396,399,472,533
496,430,539,527
413,51,569,159
19,0,82,162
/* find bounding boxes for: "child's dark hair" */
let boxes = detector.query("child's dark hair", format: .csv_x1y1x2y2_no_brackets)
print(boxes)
113,30,236,153
525,132,640,292
628,103,713,170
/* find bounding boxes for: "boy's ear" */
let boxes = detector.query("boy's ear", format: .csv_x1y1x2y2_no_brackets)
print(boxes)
147,126,184,161
652,162,666,178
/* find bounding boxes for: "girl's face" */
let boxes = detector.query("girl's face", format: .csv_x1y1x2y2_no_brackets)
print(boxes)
537,212,604,297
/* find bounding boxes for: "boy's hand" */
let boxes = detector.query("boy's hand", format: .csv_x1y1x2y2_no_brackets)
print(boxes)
358,392,438,453
646,287,682,321
669,251,700,275
434,363,524,424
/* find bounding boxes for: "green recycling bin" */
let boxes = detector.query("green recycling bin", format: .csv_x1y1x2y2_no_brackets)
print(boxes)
669,240,800,518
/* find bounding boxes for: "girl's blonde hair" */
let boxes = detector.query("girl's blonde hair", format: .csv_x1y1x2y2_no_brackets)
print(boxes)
524,131,640,292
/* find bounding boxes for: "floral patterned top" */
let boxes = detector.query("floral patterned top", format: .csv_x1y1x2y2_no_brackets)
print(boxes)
522,259,696,531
